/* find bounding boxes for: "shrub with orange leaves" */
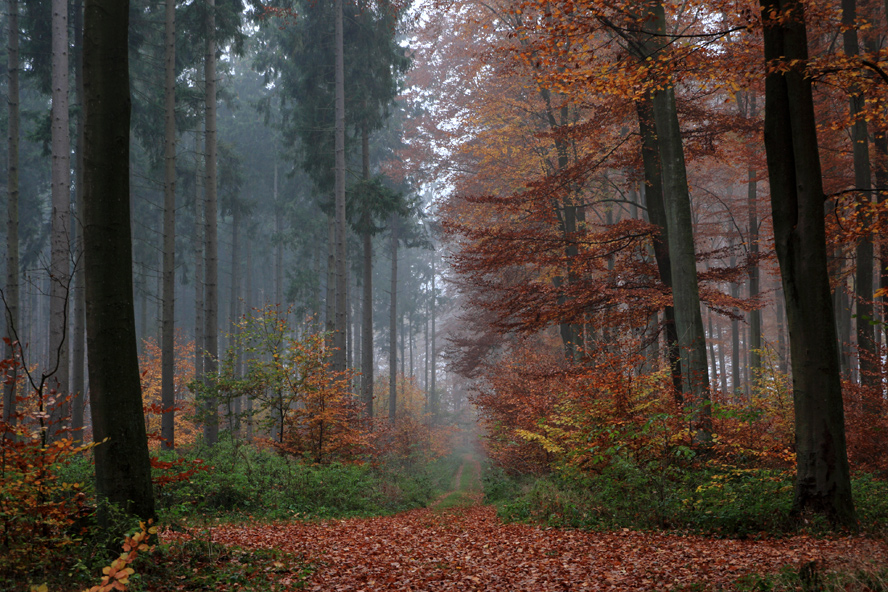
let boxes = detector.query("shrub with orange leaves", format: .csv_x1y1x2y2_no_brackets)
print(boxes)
0,354,98,581
139,332,198,449
85,520,157,592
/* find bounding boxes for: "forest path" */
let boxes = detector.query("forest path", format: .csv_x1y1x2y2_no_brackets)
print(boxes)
428,452,483,511
194,455,888,590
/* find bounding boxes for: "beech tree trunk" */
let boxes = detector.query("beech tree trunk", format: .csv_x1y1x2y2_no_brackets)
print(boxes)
50,0,71,438
760,0,855,524
743,94,762,381
842,0,877,387
203,0,219,445
4,0,21,430
83,0,155,523
161,0,177,450
635,93,683,404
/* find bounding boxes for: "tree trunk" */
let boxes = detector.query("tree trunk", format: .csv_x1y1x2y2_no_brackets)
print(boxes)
759,0,855,524
744,94,762,382
194,129,205,386
203,0,219,445
389,214,398,423
635,0,711,438
274,161,283,307
842,0,877,387
635,94,683,404
361,129,374,417
4,0,21,431
731,266,741,397
83,0,155,523
161,0,177,450
332,0,347,372
49,0,71,439
228,206,241,435
244,236,254,442
71,0,86,443
430,255,437,422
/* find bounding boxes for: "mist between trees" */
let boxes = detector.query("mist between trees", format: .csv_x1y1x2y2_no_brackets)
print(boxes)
3,0,888,587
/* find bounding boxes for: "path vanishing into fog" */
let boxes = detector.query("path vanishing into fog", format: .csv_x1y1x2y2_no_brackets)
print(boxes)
177,454,888,591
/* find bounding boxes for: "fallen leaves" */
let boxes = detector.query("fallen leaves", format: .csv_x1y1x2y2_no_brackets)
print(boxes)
167,505,888,591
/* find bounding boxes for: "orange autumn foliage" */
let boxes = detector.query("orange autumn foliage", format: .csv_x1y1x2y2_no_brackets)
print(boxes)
139,332,199,450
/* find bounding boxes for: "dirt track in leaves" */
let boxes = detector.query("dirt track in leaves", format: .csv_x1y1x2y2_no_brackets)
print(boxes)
183,457,888,591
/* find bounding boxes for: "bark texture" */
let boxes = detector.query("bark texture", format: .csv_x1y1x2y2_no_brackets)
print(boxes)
759,0,855,524
83,0,155,522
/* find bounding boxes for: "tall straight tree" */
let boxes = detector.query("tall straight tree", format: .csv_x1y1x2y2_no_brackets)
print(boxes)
161,0,178,449
635,1,711,434
203,0,220,445
842,0,877,387
332,0,347,372
389,213,398,423
759,0,855,524
83,0,155,523
49,0,71,432
71,0,87,443
4,0,21,429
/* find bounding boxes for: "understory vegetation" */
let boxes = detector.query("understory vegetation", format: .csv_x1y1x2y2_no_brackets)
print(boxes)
484,462,888,538
3,436,461,591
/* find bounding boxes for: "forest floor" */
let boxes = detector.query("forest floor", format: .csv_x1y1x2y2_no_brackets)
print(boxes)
168,454,888,591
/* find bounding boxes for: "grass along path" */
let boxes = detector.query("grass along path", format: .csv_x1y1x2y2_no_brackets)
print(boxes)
430,453,483,511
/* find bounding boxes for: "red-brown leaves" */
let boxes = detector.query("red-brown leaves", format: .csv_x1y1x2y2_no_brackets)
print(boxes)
173,506,888,591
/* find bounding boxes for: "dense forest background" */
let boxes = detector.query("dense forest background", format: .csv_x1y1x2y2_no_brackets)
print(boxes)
3,0,888,588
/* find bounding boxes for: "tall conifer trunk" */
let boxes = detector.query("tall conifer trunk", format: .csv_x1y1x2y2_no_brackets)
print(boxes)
332,0,347,371
71,0,86,443
4,0,21,430
161,0,177,449
361,128,374,418
83,0,155,523
50,0,71,438
203,0,219,445
389,215,398,423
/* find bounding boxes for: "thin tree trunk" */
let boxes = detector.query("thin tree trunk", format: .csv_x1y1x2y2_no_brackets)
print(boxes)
244,236,253,441
203,0,219,445
83,0,155,523
717,319,728,396
361,128,374,418
274,160,283,308
71,0,86,443
332,0,347,372
842,0,876,387
745,95,762,382
4,0,21,431
161,0,177,450
228,206,241,435
194,129,205,385
760,0,855,524
50,0,71,438
389,214,398,423
430,256,437,422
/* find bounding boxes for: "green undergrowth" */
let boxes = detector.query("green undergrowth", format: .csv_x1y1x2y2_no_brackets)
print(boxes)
483,459,888,538
23,438,463,591
59,436,461,526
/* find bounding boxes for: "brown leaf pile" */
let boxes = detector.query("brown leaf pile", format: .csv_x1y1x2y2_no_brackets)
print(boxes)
173,506,888,591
